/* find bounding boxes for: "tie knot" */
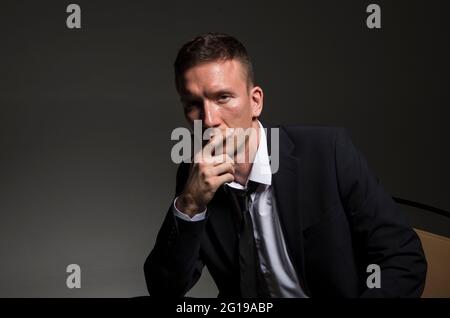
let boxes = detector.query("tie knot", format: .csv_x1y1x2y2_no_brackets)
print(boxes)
227,181,259,213
229,180,259,197
246,180,260,195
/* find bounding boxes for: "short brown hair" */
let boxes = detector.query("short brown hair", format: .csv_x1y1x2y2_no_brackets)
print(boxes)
174,32,254,92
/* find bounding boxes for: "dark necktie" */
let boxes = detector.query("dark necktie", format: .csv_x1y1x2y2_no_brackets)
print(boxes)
226,181,270,298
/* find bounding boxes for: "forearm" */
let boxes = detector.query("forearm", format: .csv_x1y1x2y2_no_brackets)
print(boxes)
144,206,206,296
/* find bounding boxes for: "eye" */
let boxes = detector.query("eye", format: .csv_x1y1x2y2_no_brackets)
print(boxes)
217,94,231,104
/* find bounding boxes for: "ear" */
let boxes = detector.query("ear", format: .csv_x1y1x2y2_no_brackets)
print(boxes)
250,86,264,118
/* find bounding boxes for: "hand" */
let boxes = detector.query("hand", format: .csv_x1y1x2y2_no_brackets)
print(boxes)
176,130,235,217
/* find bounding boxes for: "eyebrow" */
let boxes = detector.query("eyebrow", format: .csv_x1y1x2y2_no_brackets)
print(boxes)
212,89,234,96
181,88,235,101
180,88,235,103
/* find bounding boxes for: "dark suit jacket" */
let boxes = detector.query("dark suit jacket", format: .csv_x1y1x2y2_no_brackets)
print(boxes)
144,125,427,297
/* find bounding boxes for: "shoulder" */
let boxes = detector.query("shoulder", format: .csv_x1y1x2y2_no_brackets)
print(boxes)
277,124,350,152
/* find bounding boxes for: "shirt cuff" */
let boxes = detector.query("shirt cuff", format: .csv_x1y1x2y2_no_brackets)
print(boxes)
173,196,207,222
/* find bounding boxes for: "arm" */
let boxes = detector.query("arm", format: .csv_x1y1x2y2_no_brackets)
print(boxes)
144,163,206,297
144,131,235,296
335,128,427,297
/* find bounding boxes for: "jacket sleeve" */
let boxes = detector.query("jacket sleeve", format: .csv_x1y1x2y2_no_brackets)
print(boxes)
144,163,206,296
334,128,427,297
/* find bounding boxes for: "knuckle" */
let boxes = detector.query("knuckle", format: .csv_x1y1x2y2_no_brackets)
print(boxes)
200,169,208,178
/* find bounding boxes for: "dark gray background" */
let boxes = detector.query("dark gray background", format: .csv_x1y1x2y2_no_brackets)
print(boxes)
0,0,449,297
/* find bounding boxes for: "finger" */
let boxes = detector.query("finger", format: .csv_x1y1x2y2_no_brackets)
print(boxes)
203,128,234,158
214,173,235,187
208,154,234,165
212,162,235,176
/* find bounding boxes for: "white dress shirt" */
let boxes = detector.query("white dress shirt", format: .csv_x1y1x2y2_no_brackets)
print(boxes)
173,121,308,297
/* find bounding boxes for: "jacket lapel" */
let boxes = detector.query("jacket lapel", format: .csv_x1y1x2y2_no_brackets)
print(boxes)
267,124,310,296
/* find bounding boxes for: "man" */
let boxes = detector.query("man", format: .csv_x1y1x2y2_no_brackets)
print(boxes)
144,33,427,297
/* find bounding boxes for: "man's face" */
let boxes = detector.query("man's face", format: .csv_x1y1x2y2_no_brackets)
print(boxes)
178,59,263,134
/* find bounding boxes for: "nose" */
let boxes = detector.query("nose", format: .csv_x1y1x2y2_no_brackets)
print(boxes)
202,101,221,128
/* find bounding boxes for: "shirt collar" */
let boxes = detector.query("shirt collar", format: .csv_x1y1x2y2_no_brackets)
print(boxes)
226,120,272,190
